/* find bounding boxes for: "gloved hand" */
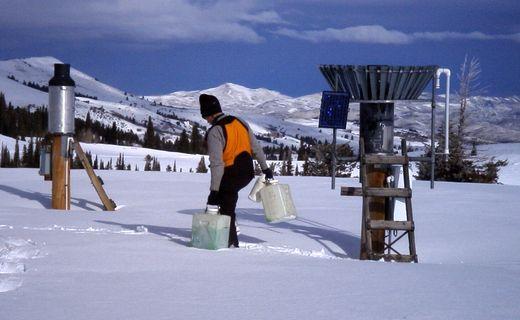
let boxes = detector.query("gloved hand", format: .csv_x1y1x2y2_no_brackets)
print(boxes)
262,168,274,180
207,190,220,206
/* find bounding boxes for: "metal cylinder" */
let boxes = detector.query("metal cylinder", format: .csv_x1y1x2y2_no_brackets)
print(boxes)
359,102,394,154
48,64,75,135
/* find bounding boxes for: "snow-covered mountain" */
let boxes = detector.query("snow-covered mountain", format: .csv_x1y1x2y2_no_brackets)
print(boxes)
1,56,520,146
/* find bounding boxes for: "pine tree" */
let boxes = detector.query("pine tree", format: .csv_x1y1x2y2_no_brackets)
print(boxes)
152,157,161,171
27,138,34,168
196,156,208,173
280,161,287,176
302,159,309,176
166,164,172,172
13,139,20,167
22,144,29,167
416,57,504,184
82,111,94,142
116,153,121,170
144,154,152,171
106,122,118,144
286,155,293,176
174,130,190,153
154,133,162,150
190,123,204,154
72,153,83,169
135,164,139,171
416,120,506,183
297,140,308,161
295,164,300,176
0,93,6,134
85,111,92,129
278,144,285,160
86,151,93,167
116,153,126,170
143,116,156,149
93,156,99,169
471,141,477,156
33,140,41,168
173,160,177,172
1,144,11,167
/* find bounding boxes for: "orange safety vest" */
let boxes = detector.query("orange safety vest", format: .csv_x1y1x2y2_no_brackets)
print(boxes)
220,117,252,167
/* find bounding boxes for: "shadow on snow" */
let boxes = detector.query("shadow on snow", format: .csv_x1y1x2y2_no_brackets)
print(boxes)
94,219,266,247
0,184,104,211
177,208,360,259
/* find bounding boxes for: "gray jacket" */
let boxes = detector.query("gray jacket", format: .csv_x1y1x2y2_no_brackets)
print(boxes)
206,114,268,191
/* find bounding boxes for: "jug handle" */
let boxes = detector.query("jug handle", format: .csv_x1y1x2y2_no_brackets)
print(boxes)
265,179,279,185
205,205,220,214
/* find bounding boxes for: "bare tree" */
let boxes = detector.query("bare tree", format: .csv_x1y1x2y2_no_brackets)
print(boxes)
457,55,485,145
416,55,506,183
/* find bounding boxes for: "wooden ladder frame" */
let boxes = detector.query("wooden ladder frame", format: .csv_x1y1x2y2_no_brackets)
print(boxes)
342,138,418,263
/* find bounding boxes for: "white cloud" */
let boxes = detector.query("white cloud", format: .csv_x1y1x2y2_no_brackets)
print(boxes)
275,25,411,44
239,10,287,25
503,33,520,43
412,31,495,41
0,0,286,43
274,25,520,44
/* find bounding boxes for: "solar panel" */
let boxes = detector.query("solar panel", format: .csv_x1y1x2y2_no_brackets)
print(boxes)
318,91,350,129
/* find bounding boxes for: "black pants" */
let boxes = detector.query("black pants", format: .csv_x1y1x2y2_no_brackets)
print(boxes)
219,170,253,247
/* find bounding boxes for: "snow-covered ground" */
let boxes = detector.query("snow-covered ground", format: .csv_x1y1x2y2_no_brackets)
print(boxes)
1,167,520,319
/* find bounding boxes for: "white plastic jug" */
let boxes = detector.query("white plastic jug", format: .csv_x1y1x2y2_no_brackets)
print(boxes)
259,181,297,223
248,174,266,202
191,213,230,250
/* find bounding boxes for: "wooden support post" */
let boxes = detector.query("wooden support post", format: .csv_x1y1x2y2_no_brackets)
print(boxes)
51,135,70,210
366,165,387,254
72,140,116,211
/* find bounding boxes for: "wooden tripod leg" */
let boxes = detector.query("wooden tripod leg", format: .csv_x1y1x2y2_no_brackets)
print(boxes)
72,140,116,211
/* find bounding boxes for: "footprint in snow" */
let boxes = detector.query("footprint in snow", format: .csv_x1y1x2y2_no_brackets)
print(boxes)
0,237,43,293
0,276,23,293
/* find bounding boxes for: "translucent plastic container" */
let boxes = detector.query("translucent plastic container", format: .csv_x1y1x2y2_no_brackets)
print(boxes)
191,214,230,250
248,175,266,202
259,182,297,223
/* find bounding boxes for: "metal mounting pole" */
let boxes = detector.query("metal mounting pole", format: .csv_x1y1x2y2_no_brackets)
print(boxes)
332,128,337,190
331,73,340,190
430,79,436,189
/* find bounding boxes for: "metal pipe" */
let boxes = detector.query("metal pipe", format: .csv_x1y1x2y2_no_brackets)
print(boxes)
430,80,436,189
331,73,340,190
332,128,337,190
435,68,451,155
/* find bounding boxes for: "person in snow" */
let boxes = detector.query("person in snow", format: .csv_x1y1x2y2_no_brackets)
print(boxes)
200,93,273,248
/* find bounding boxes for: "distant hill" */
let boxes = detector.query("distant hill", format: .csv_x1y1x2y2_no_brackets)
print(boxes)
1,56,520,147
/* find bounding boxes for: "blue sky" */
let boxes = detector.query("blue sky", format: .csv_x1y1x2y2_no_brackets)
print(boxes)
1,0,519,97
